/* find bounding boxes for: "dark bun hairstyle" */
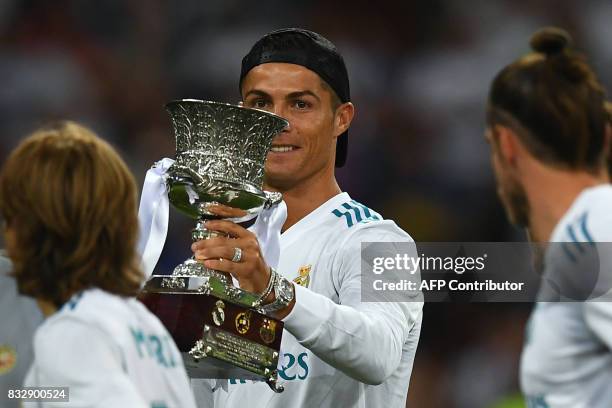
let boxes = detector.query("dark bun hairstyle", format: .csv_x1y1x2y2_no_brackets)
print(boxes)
487,26,608,171
529,27,572,57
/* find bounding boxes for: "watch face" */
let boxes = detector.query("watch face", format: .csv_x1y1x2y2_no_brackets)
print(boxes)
260,277,295,314
278,278,294,301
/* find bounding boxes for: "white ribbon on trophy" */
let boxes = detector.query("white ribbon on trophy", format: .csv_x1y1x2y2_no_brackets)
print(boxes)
137,159,287,279
137,158,174,279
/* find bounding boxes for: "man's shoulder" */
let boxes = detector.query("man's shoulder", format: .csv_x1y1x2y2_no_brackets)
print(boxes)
43,290,137,339
52,289,166,341
328,197,384,229
583,186,612,241
37,292,98,337
554,186,612,242
287,194,413,253
326,197,413,243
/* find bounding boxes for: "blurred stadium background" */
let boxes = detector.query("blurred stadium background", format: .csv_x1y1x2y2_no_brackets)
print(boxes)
1,0,611,407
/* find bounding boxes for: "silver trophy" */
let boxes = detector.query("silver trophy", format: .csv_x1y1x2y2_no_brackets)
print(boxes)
167,99,285,281
142,99,288,392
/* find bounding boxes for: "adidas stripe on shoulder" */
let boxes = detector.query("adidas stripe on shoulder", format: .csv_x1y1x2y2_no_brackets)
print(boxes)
332,200,381,228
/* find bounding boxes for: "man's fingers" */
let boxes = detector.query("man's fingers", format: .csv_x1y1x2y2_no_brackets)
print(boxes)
191,236,232,252
194,246,237,262
204,220,251,239
192,237,255,254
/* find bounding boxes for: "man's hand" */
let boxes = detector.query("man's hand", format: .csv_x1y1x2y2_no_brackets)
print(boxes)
191,220,271,295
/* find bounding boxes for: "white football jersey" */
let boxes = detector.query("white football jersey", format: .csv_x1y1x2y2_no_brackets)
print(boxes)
24,288,197,408
521,185,612,407
200,192,423,408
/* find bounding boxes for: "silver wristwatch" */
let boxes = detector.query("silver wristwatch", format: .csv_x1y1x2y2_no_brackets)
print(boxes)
258,271,295,315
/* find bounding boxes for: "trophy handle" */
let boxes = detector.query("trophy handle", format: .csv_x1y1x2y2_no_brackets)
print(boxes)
169,163,213,190
263,191,283,209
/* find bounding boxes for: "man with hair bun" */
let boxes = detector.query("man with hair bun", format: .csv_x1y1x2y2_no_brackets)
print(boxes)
486,27,612,407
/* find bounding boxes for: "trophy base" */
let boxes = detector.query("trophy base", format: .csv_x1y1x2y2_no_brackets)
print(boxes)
182,326,284,393
141,275,284,393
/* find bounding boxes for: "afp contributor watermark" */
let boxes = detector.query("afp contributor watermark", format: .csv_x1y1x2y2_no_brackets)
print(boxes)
361,242,548,302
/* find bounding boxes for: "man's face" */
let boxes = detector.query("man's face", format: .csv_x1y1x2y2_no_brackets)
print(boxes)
241,63,342,190
485,127,530,228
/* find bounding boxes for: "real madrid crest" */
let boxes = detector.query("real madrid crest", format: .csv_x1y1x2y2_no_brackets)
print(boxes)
235,311,252,335
259,318,277,345
212,300,226,326
293,264,311,287
0,344,17,375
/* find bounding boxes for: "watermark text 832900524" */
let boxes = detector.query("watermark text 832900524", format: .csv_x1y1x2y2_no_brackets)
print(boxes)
7,387,69,402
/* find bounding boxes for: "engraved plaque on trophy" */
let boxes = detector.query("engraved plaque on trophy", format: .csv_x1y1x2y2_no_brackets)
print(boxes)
140,99,288,392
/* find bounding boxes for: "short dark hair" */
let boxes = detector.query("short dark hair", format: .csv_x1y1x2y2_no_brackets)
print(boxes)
0,121,143,307
487,27,608,171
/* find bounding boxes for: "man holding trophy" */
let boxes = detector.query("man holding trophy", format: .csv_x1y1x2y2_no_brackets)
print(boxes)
188,28,423,407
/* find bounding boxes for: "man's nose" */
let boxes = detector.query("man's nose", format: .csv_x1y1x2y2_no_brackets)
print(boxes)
271,104,285,118
271,106,291,132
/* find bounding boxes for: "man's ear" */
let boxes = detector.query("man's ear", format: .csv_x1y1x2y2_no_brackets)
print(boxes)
334,102,355,138
494,125,520,166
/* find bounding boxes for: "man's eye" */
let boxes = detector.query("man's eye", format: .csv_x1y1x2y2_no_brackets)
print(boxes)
294,100,308,109
253,99,268,108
